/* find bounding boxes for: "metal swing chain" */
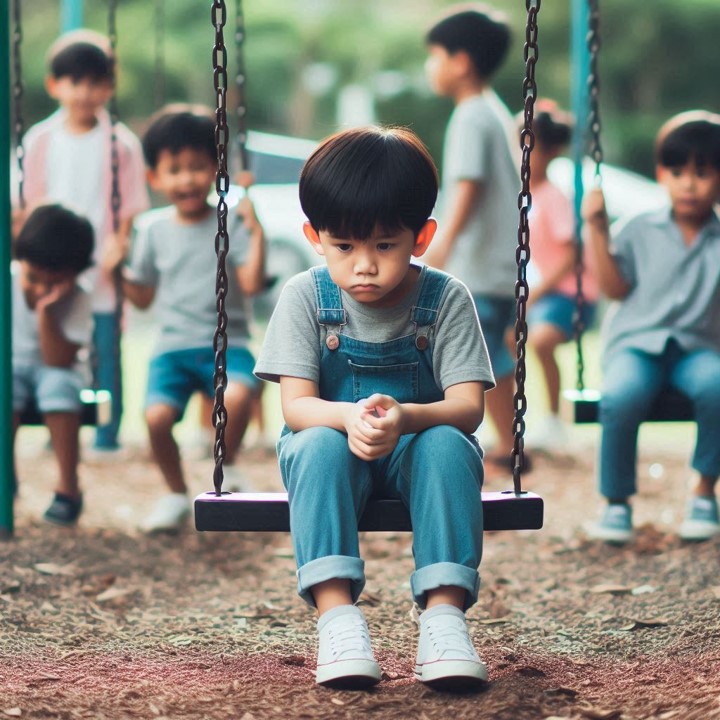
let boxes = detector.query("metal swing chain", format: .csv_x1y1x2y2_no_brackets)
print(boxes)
572,0,603,393
234,0,249,172
154,0,166,108
11,0,24,209
512,0,541,495
211,0,232,496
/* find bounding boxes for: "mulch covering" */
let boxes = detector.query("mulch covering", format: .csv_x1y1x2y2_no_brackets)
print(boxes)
2,435,719,719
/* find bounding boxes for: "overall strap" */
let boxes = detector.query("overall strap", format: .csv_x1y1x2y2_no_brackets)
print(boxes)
311,266,347,326
411,267,452,350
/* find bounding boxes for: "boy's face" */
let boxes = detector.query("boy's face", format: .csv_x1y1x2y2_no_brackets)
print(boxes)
147,148,217,221
425,45,466,97
657,160,720,224
18,261,76,310
304,221,436,308
46,75,114,128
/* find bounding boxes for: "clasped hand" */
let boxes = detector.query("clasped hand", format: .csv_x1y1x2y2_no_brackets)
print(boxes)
344,394,403,461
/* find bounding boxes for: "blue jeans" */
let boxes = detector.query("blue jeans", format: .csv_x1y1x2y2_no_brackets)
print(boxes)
599,343,720,499
278,425,484,611
92,312,123,449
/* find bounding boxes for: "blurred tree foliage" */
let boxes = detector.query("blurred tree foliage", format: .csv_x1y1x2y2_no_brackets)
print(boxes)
14,0,720,178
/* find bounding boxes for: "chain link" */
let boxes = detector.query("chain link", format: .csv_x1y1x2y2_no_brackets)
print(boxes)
234,0,249,171
211,0,231,496
11,0,25,209
512,0,541,494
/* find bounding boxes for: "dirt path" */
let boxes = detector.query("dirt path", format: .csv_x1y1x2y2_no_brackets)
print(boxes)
2,432,719,719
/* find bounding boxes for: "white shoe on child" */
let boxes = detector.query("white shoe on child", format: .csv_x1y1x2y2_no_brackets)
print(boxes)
316,605,382,688
525,413,570,453
141,493,191,533
415,604,488,689
222,465,256,493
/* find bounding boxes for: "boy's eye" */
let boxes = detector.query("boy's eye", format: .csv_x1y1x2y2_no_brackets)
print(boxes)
376,242,393,251
335,244,353,252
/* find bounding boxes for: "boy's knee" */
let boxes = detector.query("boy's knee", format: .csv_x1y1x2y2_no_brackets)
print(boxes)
145,403,177,433
283,426,349,460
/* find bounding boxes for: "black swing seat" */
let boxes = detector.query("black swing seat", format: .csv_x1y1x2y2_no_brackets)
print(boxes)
19,389,112,427
194,490,544,533
563,387,694,424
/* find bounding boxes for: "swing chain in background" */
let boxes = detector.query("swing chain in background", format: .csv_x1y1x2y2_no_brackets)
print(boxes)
212,0,231,496
11,0,25,209
154,0,166,108
234,0,249,172
512,0,541,495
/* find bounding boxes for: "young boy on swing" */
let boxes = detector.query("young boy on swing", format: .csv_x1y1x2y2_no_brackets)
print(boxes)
20,29,150,452
105,105,266,533
584,111,720,543
12,204,94,525
255,126,494,689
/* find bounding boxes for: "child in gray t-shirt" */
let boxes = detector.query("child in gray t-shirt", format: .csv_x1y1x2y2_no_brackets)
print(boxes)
106,105,266,533
12,204,94,526
255,126,494,691
424,6,522,472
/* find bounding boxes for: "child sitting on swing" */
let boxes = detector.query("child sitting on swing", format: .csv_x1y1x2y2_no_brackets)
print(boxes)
584,110,720,543
254,126,495,690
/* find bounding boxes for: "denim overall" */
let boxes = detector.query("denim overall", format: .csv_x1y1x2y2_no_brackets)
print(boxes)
277,266,485,610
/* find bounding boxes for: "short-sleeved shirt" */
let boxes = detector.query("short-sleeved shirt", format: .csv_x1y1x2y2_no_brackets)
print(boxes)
254,265,495,393
440,91,520,298
22,109,150,312
11,263,92,371
125,207,252,357
529,179,599,301
601,207,720,364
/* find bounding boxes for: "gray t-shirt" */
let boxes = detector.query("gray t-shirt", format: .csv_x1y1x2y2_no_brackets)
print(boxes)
255,264,495,394
126,207,251,356
441,91,520,297
11,262,92,370
602,207,720,364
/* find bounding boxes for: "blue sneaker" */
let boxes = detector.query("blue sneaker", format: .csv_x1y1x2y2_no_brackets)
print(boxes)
587,503,633,544
679,496,720,541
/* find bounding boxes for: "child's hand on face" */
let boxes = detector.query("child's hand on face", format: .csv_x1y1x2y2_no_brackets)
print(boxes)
345,395,403,461
35,278,75,312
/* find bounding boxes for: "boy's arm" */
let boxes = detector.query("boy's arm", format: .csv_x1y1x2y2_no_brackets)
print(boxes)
234,197,266,297
119,272,156,309
35,282,83,368
582,188,631,299
423,180,483,269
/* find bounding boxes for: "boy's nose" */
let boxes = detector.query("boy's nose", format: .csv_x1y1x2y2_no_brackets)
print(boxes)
353,253,377,274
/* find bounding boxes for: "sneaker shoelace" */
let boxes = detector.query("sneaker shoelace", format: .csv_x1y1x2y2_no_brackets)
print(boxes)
328,619,372,658
426,622,476,659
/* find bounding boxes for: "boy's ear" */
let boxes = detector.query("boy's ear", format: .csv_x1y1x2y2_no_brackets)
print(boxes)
412,219,437,258
146,167,161,191
303,222,325,256
45,76,59,99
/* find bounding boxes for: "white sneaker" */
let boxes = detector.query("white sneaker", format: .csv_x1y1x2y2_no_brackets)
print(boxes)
222,465,257,493
525,414,570,453
679,496,720,541
141,493,191,533
415,605,488,689
316,605,381,688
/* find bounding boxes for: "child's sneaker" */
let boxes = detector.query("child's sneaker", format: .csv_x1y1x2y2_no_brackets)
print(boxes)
586,503,633,544
141,493,191,533
43,493,83,526
679,496,720,541
316,605,381,689
414,604,488,690
222,465,256,493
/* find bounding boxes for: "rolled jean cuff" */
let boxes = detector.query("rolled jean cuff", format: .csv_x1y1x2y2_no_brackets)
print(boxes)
296,555,366,608
411,562,480,611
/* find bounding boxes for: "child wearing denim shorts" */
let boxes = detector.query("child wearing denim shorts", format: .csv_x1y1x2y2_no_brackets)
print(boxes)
584,111,720,543
107,105,266,533
12,204,94,525
255,127,495,690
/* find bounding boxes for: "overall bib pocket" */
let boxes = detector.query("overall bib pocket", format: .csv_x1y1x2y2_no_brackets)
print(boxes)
349,360,419,403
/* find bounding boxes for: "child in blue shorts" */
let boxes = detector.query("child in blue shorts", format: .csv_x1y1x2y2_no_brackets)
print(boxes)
12,204,94,525
106,105,266,533
255,127,495,690
584,111,720,543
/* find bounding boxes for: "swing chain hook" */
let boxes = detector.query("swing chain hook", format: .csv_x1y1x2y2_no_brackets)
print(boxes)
512,0,541,495
211,0,232,496
11,0,25,209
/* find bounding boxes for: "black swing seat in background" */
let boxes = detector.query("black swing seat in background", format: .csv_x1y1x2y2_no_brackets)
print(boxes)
19,389,112,427
194,490,544,533
563,387,694,424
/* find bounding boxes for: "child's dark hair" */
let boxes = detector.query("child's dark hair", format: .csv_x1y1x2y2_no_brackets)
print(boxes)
529,100,573,149
15,204,94,274
48,30,114,82
656,110,720,170
142,104,217,169
299,126,439,239
426,3,511,79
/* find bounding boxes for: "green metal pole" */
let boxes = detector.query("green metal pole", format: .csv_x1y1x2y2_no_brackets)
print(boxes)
1,0,15,537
